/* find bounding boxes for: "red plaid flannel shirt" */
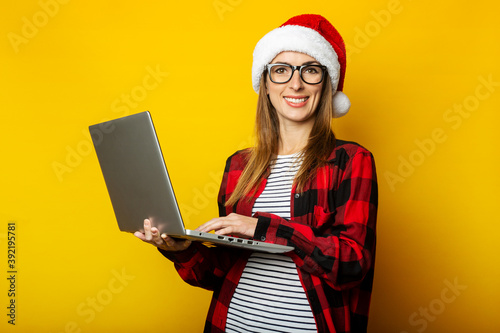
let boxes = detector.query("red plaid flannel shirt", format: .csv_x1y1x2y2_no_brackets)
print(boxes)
160,140,378,333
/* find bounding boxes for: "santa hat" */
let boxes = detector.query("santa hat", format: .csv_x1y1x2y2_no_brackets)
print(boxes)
252,14,350,118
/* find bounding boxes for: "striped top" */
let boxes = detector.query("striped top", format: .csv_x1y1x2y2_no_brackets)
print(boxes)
251,153,301,219
225,154,317,333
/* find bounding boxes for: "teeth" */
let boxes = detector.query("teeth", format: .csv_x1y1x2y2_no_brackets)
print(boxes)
284,97,308,103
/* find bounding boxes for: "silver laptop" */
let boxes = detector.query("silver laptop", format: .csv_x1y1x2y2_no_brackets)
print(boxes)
89,111,294,254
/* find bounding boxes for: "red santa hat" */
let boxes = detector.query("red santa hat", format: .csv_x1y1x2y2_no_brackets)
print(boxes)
252,14,350,118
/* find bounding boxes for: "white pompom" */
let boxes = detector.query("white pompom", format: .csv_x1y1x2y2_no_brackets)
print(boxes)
332,91,351,118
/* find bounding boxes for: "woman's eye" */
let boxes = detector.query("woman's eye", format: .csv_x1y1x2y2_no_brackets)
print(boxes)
274,67,288,74
304,67,319,74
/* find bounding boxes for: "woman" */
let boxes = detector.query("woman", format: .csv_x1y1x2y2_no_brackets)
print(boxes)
135,14,377,333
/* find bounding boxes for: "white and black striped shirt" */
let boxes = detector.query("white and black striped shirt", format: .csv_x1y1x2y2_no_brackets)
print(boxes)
226,153,317,333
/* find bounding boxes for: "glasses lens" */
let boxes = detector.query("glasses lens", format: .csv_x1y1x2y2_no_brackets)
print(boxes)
301,65,324,84
268,64,292,83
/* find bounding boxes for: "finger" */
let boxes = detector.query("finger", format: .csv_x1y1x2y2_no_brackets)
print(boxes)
134,231,146,241
161,233,176,247
197,218,225,233
151,228,166,246
150,227,164,246
195,219,214,232
214,226,234,236
144,219,153,241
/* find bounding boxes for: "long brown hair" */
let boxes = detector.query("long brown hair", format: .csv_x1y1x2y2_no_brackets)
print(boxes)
225,72,336,206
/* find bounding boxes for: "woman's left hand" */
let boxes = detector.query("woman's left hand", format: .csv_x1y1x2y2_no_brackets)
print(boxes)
196,213,258,239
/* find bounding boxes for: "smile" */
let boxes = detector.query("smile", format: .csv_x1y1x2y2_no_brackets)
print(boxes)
284,96,309,103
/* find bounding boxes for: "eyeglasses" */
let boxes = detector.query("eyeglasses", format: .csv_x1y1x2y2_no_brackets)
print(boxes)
266,63,327,85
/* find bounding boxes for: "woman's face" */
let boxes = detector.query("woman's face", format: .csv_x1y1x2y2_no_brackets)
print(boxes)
266,51,324,128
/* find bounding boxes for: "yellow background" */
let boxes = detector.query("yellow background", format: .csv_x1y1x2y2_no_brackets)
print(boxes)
1,0,499,332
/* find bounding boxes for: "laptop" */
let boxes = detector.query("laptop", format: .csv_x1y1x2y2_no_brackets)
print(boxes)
89,111,294,254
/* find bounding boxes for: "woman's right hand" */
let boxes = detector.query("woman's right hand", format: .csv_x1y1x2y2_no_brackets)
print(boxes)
134,219,191,252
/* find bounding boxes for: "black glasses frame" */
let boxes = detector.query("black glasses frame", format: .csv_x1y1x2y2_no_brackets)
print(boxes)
266,63,327,85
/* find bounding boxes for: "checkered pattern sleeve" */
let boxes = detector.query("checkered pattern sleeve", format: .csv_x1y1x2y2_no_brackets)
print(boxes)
159,242,243,291
253,145,377,291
